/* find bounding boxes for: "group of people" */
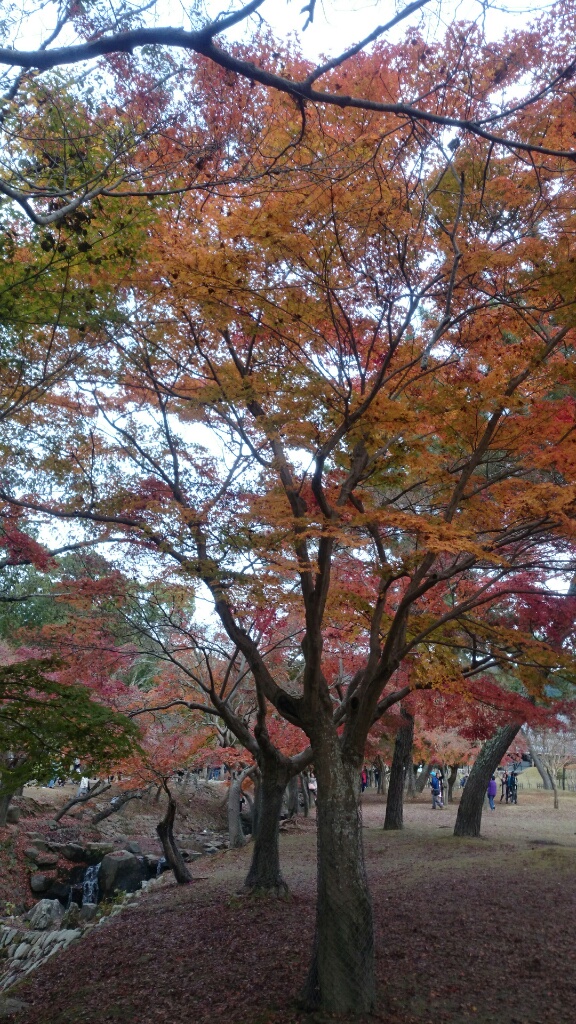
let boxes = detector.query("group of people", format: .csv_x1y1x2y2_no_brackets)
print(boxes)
429,767,520,811
360,766,382,791
487,770,518,809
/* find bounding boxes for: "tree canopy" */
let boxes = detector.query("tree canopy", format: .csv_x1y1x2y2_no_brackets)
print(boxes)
1,7,576,1013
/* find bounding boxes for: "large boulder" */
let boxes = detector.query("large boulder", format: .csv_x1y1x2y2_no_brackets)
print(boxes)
46,840,115,865
42,881,70,905
81,841,115,865
78,903,97,924
98,851,146,897
26,899,64,931
29,873,53,894
51,843,86,863
61,903,81,929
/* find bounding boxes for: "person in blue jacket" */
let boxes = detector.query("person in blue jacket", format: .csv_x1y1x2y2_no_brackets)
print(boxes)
430,771,443,809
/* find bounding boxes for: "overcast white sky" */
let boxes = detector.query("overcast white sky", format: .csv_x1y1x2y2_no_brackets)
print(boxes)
15,0,550,59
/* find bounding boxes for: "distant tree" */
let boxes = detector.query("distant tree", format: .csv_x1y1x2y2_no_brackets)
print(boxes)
526,726,576,809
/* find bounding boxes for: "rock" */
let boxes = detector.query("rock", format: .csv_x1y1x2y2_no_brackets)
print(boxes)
0,929,16,948
25,836,51,852
98,851,147,897
124,840,143,856
26,900,64,931
33,852,59,868
78,903,97,924
0,996,29,1017
51,843,85,863
143,854,160,873
82,841,115,864
5,808,20,824
29,873,52,894
13,943,30,960
42,881,70,905
57,929,81,947
60,904,81,929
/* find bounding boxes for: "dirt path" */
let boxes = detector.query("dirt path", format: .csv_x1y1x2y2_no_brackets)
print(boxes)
4,791,576,1024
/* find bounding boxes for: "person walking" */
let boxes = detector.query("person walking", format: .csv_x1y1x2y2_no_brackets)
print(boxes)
487,775,497,810
508,771,518,804
430,771,443,809
437,769,446,805
361,766,369,793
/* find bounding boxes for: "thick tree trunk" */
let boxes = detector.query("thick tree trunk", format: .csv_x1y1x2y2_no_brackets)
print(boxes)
0,787,13,827
301,729,375,1014
446,764,459,804
156,790,192,884
454,723,522,837
384,709,414,831
415,763,432,793
251,774,261,838
244,758,289,894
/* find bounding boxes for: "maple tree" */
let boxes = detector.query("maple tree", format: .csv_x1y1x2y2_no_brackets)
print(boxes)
86,584,313,891
3,1,576,164
0,652,139,825
3,34,576,1015
114,704,215,882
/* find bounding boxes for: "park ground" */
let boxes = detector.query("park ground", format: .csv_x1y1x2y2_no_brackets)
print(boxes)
1,788,575,1024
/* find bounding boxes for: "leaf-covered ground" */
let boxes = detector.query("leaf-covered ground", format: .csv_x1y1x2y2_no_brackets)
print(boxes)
3,792,576,1024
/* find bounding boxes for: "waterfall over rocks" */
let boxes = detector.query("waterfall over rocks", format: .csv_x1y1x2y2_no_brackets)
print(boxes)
82,864,100,904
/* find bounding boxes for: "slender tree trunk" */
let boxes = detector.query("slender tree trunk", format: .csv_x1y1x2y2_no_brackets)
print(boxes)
156,788,192,885
375,754,386,794
91,787,146,824
415,763,432,793
551,775,559,810
228,768,252,849
300,773,310,817
446,764,459,804
384,709,414,831
454,723,522,837
404,762,417,800
54,780,111,822
523,731,553,790
286,775,299,817
244,757,289,894
301,728,375,1014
